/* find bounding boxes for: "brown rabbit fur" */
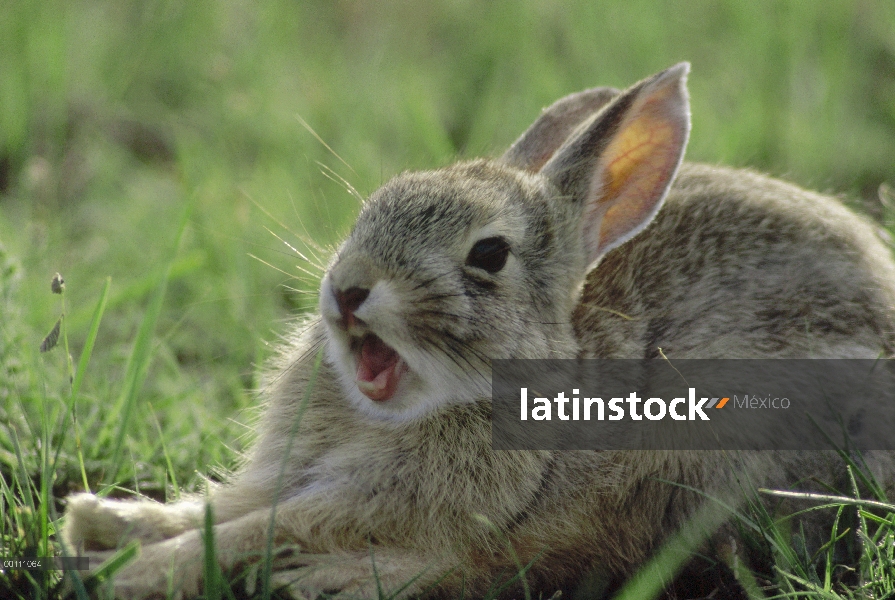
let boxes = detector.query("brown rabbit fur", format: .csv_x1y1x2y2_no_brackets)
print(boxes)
63,63,895,599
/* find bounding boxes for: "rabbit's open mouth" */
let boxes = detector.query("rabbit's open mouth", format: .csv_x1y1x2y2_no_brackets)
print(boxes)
354,334,407,402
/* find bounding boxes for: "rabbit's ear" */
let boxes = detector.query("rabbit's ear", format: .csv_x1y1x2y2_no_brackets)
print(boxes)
499,87,620,172
541,63,690,267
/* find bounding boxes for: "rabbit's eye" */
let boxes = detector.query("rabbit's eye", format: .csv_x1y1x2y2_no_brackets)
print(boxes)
466,237,510,274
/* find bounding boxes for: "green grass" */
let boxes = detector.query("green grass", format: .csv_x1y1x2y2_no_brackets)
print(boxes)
1,0,894,598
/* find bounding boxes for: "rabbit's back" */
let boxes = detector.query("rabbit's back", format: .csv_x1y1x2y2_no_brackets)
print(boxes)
575,163,895,359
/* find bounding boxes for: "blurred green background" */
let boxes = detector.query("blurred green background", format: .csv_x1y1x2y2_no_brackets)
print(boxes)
1,0,894,493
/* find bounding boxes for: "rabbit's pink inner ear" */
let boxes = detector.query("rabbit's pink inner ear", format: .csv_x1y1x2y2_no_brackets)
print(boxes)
582,66,691,262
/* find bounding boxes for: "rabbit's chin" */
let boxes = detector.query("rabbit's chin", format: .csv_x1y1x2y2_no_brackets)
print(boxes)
324,332,487,423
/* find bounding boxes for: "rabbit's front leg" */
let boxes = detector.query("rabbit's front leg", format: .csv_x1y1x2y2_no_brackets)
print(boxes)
95,514,262,599
269,548,457,600
106,536,454,600
101,494,451,599
63,493,204,553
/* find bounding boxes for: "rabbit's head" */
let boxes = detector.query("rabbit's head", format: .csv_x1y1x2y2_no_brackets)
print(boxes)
320,63,691,421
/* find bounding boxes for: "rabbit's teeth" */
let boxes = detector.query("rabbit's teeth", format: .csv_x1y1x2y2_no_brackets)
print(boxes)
355,335,406,402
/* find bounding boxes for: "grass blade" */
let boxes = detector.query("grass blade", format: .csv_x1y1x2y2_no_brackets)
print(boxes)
203,502,222,600
611,499,732,600
50,277,112,493
103,200,194,481
261,349,323,600
70,276,111,400
149,403,180,500
81,540,140,594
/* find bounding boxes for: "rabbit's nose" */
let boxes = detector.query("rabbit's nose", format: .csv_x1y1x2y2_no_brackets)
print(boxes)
333,286,370,328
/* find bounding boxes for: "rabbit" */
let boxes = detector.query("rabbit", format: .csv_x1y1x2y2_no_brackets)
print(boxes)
62,62,895,599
